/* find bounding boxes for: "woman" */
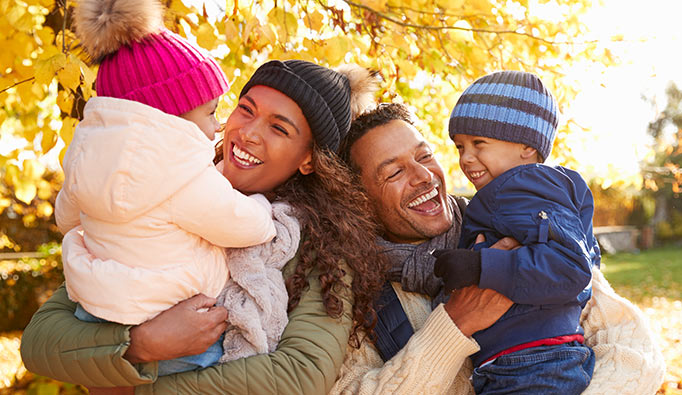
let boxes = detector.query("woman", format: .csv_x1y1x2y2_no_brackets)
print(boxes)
20,59,388,393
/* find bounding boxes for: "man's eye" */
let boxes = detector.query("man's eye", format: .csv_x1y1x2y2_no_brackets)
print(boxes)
387,169,401,180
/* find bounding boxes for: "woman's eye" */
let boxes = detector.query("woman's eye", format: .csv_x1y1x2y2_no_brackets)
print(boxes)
419,153,432,161
238,104,253,114
273,125,289,136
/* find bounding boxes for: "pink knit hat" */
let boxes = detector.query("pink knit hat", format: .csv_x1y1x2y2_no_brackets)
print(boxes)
96,29,228,116
74,0,228,116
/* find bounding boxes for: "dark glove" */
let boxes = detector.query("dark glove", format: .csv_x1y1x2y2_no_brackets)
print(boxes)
432,249,482,293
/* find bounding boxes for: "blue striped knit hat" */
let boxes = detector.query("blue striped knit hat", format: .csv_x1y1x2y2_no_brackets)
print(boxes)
448,71,558,161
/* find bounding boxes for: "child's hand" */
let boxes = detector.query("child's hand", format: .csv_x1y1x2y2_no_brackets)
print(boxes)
432,249,482,293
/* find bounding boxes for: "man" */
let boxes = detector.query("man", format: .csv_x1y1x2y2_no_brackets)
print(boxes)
330,103,664,394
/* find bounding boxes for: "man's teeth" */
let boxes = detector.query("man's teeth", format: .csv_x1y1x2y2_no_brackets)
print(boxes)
232,145,263,165
469,170,486,179
407,188,439,208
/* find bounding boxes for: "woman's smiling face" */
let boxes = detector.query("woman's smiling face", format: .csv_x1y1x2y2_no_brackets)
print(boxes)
222,85,314,194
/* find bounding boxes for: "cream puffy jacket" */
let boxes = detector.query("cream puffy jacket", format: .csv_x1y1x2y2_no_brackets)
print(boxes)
55,97,276,325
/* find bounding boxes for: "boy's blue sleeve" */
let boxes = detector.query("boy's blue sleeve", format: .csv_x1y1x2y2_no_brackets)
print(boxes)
479,241,592,305
475,166,595,305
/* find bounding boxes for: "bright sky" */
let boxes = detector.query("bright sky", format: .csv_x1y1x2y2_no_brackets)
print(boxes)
561,0,682,186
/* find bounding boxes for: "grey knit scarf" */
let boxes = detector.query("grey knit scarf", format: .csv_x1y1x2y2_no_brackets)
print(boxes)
377,195,467,308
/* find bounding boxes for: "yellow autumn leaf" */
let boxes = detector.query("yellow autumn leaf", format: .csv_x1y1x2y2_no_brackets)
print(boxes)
196,23,217,50
59,116,78,146
37,179,52,200
56,90,73,113
305,10,325,32
41,127,57,154
324,36,350,64
14,179,37,204
57,57,81,92
36,201,53,218
34,52,65,85
224,18,239,41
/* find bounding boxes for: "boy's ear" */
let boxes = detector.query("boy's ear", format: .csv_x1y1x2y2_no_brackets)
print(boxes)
298,153,314,175
520,145,538,160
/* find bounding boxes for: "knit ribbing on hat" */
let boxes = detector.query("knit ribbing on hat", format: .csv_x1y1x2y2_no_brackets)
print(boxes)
240,60,351,152
96,29,229,116
448,71,558,161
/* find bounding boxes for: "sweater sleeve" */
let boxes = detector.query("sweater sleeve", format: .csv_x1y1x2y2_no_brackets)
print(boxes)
21,262,352,393
20,283,157,387
330,304,479,395
580,268,665,395
170,165,276,248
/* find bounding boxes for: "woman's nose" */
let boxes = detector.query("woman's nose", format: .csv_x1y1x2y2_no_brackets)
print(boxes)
239,120,263,144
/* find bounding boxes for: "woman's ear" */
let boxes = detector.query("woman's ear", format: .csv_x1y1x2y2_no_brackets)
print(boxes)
520,145,539,161
298,153,314,175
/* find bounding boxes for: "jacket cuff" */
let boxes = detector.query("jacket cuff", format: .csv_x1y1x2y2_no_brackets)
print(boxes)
409,304,480,370
479,248,515,298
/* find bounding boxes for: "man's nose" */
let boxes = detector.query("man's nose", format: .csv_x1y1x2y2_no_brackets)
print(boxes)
409,162,434,186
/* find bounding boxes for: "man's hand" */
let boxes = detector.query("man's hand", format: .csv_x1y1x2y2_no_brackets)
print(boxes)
444,286,513,337
441,234,518,336
123,294,228,363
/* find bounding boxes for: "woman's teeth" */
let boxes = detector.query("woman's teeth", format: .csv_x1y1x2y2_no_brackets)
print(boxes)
407,188,439,208
232,145,263,165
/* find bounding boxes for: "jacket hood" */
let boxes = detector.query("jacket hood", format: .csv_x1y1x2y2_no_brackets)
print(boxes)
62,97,216,223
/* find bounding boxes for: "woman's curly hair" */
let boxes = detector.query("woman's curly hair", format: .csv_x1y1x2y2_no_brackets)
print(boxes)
215,142,390,347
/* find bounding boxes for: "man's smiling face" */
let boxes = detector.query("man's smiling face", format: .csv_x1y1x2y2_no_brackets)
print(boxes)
350,119,453,244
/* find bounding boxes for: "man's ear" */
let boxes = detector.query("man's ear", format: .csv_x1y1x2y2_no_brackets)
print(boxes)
298,153,314,175
520,145,538,160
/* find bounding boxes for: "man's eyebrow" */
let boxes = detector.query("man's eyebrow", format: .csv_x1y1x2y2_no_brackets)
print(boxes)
243,95,301,135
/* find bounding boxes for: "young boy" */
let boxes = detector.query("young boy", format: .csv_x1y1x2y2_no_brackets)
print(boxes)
433,71,599,394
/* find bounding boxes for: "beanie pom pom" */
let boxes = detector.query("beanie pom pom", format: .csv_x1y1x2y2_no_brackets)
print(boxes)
334,64,381,119
74,0,164,62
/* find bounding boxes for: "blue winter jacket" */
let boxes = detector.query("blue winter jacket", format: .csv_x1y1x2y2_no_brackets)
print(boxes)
458,164,601,366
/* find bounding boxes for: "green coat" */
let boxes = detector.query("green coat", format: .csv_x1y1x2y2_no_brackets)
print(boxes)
20,255,354,394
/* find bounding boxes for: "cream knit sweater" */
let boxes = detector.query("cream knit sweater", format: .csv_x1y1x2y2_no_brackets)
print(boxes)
330,268,665,395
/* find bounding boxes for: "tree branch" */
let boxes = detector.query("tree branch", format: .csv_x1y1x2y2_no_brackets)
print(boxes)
0,77,35,94
343,0,597,46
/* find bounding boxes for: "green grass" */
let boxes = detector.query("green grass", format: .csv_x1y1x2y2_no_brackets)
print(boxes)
601,245,682,303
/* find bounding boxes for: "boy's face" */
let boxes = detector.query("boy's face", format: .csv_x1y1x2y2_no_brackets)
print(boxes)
180,98,221,140
453,134,537,191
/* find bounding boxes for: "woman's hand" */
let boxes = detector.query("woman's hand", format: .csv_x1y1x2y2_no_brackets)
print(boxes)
123,294,228,363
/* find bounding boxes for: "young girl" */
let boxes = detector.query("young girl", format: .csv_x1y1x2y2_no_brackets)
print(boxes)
55,0,277,374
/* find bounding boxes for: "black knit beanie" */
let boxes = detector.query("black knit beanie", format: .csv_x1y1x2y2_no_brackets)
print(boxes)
240,60,353,152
